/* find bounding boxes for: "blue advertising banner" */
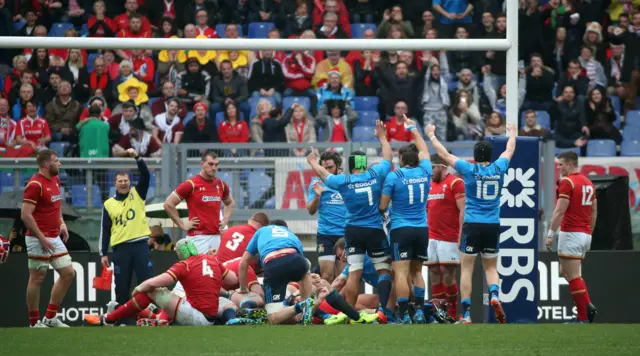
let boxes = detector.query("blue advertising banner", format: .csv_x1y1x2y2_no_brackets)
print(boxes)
487,136,540,324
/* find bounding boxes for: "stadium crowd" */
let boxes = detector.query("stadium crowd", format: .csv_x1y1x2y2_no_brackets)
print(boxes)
0,0,639,160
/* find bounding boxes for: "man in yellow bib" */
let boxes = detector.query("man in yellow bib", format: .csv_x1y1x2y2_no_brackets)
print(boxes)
99,148,153,316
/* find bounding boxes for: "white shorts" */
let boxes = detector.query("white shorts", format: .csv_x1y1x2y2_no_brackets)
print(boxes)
26,236,72,270
558,231,591,260
187,234,221,254
174,296,233,326
425,239,460,265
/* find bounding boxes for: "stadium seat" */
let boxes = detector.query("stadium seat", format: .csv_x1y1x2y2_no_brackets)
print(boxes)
249,96,276,118
610,95,621,114
58,169,68,182
350,23,377,39
49,22,74,37
215,24,243,38
0,172,14,192
621,140,640,157
87,53,101,72
356,111,379,127
248,171,272,207
614,111,621,129
282,96,311,111
71,184,102,208
626,111,640,128
215,112,245,127
183,112,195,126
49,142,70,158
264,196,276,209
623,126,640,142
586,139,616,157
352,96,379,111
520,111,551,130
248,22,275,38
555,147,581,156
447,81,458,92
352,126,376,142
14,18,26,31
451,141,476,157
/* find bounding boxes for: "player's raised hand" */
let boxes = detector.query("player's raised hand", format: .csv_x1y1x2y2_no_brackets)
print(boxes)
403,115,416,129
425,124,436,136
182,217,200,231
506,123,516,136
126,148,139,158
374,120,386,139
306,149,318,165
311,180,323,195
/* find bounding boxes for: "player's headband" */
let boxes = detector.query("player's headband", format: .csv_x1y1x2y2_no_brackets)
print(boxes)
175,240,198,261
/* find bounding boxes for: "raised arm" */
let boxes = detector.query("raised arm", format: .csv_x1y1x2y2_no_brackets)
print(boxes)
425,124,458,167
375,120,392,162
499,123,517,161
306,150,331,182
403,116,430,161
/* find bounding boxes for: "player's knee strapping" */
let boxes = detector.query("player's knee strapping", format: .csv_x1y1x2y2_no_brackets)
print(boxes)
371,256,390,271
240,299,258,309
347,254,365,272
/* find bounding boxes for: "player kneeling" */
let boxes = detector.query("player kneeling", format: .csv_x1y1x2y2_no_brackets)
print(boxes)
85,240,240,326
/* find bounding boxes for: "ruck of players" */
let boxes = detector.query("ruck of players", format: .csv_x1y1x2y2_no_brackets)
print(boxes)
19,117,598,327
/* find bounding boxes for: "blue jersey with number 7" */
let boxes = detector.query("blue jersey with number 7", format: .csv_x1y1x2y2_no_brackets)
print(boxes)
325,160,393,229
454,158,510,224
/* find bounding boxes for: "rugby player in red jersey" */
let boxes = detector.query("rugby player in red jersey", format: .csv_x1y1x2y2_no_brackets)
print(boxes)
546,151,598,323
85,239,240,326
216,212,270,266
426,155,465,319
21,149,74,328
219,257,265,309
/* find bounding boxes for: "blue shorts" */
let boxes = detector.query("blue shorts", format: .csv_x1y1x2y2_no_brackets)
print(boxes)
460,223,500,257
263,253,309,304
390,226,429,262
344,225,389,260
316,233,342,258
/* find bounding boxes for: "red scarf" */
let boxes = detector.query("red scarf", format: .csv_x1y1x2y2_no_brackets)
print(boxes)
90,72,108,89
295,120,305,142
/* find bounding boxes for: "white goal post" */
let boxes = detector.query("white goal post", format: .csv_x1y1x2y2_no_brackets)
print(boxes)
0,1,518,126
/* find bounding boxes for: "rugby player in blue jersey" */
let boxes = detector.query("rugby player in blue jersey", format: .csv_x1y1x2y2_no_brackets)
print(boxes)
379,117,432,324
425,123,516,324
307,151,348,282
306,120,393,322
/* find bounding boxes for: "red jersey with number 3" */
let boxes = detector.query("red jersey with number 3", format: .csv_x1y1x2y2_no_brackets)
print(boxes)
216,224,257,264
558,173,595,234
23,173,63,238
222,257,259,290
167,254,227,317
427,174,465,243
173,175,229,236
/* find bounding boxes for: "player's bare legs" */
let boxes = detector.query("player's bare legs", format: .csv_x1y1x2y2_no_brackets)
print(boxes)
409,260,427,323
344,269,364,305
318,259,335,282
560,257,594,323
26,268,47,327
482,256,506,323
49,265,74,309
457,253,475,324
355,294,379,310
392,260,412,323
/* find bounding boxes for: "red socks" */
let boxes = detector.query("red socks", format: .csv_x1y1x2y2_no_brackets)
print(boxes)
445,282,459,318
431,283,445,299
136,310,157,319
156,309,170,322
106,293,152,323
45,303,59,319
569,277,589,321
29,310,40,326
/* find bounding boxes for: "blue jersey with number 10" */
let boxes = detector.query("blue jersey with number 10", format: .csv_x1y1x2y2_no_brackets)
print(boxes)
246,225,304,267
382,159,432,231
325,160,393,229
454,157,510,224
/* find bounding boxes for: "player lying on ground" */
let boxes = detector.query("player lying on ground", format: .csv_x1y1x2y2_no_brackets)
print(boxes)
209,252,266,310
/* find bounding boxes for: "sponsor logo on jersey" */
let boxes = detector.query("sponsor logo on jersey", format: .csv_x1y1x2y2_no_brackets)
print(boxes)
427,193,445,201
347,180,376,189
51,194,63,202
327,192,344,205
202,195,221,202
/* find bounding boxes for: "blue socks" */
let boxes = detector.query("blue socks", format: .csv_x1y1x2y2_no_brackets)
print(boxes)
377,273,392,310
413,286,425,306
489,284,500,300
222,308,237,322
461,298,471,318
398,297,409,316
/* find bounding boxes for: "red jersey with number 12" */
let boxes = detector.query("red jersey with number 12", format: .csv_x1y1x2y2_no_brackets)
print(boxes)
23,173,63,238
558,173,595,234
427,174,465,243
166,254,227,317
216,224,257,264
173,175,229,236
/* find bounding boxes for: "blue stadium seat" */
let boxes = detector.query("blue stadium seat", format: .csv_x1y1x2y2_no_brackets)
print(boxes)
248,22,275,38
350,23,377,39
71,184,102,208
49,142,70,157
215,112,245,127
555,147,581,156
447,81,458,92
80,23,89,37
586,139,616,157
614,111,621,129
451,141,476,157
183,112,195,126
621,140,640,157
0,172,14,192
49,22,74,37
282,96,311,111
610,95,621,114
249,96,276,117
87,53,101,72
356,111,379,127
264,196,276,209
352,126,376,142
14,18,26,31
623,126,640,142
248,171,272,207
215,24,243,38
58,169,68,183
626,111,640,128
352,96,378,111
520,111,551,130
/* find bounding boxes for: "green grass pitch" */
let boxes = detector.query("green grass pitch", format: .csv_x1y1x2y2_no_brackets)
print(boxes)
5,325,640,356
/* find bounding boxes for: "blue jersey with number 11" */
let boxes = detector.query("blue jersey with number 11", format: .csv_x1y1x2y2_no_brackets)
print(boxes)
325,160,393,229
454,158,509,224
382,159,432,231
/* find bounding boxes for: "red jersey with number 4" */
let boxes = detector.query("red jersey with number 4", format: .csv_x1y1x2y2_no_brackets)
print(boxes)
173,175,229,236
23,173,63,238
167,254,227,317
558,173,595,234
222,257,259,290
216,224,257,264
427,174,465,243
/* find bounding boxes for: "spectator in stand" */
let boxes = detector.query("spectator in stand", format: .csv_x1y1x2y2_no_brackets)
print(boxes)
27,49,50,83
157,17,181,38
15,9,39,37
21,26,47,61
519,110,550,138
432,0,473,38
108,101,138,143
282,49,317,111
157,43,187,87
421,64,451,141
374,54,429,121
182,102,218,143
8,71,40,108
484,112,506,137
3,55,29,99
183,24,197,39
608,0,638,23
313,0,351,37
111,60,137,104
15,100,51,156
130,49,156,89
250,99,273,143
448,27,481,75
450,89,483,141
88,1,116,38
0,99,18,157
67,0,89,28
116,14,153,60
539,0,574,51
316,99,357,142
42,70,62,106
89,56,113,103
115,0,152,33
453,69,483,108
300,29,326,63
416,10,436,38
0,2,11,67
113,117,162,157
45,81,82,142
315,70,355,110
194,9,218,38
67,49,90,103
385,102,413,143
484,69,526,119
151,82,188,120
11,83,43,121
312,51,354,90
261,29,287,63
583,22,608,65
210,60,250,120
348,0,377,24
217,25,255,78
79,96,111,122
152,98,184,145
285,104,316,157
249,50,285,106
258,106,291,156
47,55,76,84
551,85,589,149
248,0,277,23
549,27,569,78
520,0,544,62
557,60,589,102
183,0,218,28
523,53,556,112
377,5,414,39
218,102,249,156
284,1,312,38
578,45,607,90
187,36,220,77
315,12,349,40
76,104,110,158
115,78,153,128
40,0,67,29
606,44,626,90
481,13,507,88
346,30,378,97
585,87,622,144
103,50,120,81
